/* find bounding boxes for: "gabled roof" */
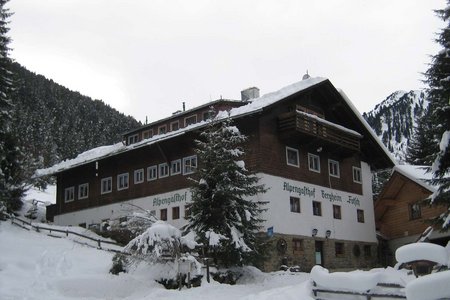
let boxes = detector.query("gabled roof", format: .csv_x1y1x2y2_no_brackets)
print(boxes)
392,165,435,193
36,77,395,176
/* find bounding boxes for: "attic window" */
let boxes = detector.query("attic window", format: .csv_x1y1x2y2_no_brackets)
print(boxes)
127,134,139,145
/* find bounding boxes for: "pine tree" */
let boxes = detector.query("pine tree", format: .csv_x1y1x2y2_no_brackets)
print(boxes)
184,116,267,267
425,1,450,231
405,108,438,165
0,0,26,212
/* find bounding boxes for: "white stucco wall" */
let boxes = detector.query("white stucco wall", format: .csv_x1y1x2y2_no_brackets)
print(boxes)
54,165,377,244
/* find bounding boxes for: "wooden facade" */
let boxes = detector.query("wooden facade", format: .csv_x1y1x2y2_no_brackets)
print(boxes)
375,165,450,265
45,78,395,271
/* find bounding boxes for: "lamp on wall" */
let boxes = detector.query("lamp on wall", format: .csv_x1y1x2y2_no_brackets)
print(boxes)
325,230,331,238
312,228,318,237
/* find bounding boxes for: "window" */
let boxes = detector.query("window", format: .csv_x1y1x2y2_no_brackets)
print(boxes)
364,245,371,257
170,121,179,131
64,186,75,202
183,155,197,175
328,159,340,177
409,203,422,220
312,201,322,216
147,165,157,181
101,177,112,194
292,239,304,252
134,169,144,184
160,208,167,221
127,134,139,145
172,206,180,220
286,147,299,167
290,197,301,213
159,163,169,178
142,130,153,140
353,166,362,183
335,242,344,256
185,115,197,126
158,125,167,135
357,209,365,223
333,205,342,219
203,111,215,121
117,173,129,190
171,159,182,175
78,183,89,199
308,153,320,173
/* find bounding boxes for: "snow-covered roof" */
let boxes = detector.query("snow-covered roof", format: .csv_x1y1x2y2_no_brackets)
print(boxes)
393,165,435,192
37,76,394,176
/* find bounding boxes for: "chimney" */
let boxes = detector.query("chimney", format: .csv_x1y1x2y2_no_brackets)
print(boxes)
241,87,260,101
182,102,185,112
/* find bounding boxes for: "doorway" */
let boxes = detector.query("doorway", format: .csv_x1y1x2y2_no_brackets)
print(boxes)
315,241,324,266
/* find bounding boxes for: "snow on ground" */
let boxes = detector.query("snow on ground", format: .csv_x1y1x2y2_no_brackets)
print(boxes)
0,221,312,300
2,219,450,300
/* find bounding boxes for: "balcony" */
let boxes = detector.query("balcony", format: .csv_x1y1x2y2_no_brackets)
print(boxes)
278,110,361,153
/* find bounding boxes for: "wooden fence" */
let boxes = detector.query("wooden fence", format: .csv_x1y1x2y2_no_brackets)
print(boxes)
3,212,121,250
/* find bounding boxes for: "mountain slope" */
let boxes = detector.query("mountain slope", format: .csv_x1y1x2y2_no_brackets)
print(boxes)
363,90,428,162
9,62,141,168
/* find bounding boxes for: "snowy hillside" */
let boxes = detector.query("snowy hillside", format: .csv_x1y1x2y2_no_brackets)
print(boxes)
363,90,428,163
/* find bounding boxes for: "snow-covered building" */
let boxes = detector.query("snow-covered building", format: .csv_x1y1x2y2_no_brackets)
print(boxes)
375,165,450,266
40,76,395,271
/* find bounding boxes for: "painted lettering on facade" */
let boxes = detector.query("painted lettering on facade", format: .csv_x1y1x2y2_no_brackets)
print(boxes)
321,190,342,203
282,181,361,207
283,182,316,198
153,192,188,207
347,196,360,207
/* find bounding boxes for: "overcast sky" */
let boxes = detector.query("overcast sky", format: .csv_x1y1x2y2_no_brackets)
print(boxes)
7,0,446,123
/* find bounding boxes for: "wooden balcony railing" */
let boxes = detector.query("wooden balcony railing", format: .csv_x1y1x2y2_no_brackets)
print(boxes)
278,111,361,152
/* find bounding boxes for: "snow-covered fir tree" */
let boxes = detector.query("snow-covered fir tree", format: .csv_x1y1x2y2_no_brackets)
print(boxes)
0,0,26,212
183,115,267,267
405,108,438,165
425,1,450,231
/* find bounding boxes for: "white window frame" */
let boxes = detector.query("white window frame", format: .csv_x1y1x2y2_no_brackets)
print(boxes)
184,115,197,127
290,196,301,213
353,166,362,184
117,173,129,191
101,177,112,194
158,125,167,135
147,165,157,181
159,163,169,178
64,186,75,203
127,134,139,145
134,169,144,184
328,159,340,178
308,153,320,173
183,155,197,175
78,183,89,200
142,129,152,140
357,209,365,223
286,146,299,167
171,159,182,175
170,121,179,131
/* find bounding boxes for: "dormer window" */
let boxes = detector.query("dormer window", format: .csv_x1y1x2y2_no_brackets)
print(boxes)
185,115,197,127
127,134,139,145
171,121,179,131
158,125,167,135
142,129,153,140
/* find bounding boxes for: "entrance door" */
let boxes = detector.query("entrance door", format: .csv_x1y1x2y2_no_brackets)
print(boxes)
315,241,324,266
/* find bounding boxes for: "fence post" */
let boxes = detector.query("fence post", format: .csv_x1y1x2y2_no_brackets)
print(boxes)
206,258,210,283
36,225,40,233
97,239,101,248
66,230,69,237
